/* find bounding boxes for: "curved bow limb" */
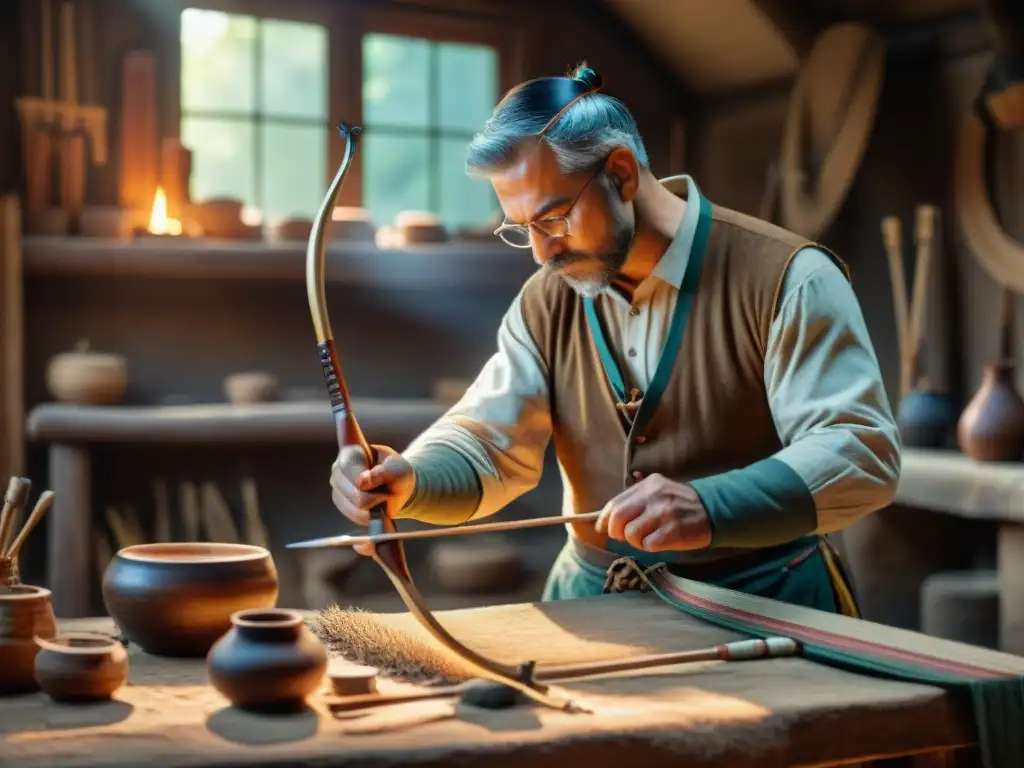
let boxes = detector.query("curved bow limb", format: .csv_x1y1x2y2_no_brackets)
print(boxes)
305,123,574,712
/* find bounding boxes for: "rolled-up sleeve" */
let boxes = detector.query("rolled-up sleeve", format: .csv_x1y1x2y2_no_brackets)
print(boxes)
398,291,554,525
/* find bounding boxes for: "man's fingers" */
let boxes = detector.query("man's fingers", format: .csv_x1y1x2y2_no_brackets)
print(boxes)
605,499,645,541
356,455,405,490
623,507,664,550
332,488,369,526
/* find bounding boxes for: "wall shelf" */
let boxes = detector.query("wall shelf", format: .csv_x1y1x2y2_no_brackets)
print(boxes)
896,448,1024,523
26,398,448,445
22,236,536,290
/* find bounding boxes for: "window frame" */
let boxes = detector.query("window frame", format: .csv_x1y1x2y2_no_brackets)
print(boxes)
163,0,523,211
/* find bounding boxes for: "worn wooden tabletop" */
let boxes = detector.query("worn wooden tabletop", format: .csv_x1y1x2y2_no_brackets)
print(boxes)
0,593,975,768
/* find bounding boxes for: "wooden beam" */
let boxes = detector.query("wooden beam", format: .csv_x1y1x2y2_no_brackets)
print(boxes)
749,0,830,59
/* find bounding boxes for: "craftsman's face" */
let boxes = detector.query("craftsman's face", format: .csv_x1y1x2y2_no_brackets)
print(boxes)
490,142,639,297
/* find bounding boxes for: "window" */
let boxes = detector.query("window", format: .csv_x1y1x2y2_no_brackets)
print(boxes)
362,33,500,230
179,9,328,224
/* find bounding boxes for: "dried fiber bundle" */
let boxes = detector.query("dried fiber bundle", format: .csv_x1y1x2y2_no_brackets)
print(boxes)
311,605,474,685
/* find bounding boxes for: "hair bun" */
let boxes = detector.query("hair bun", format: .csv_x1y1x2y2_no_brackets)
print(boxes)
571,64,602,91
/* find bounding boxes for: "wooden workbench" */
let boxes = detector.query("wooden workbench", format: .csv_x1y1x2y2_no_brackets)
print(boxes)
0,594,978,768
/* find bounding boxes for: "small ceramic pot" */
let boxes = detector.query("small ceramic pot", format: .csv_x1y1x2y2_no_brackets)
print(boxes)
34,633,129,702
102,542,279,657
223,371,279,404
207,608,327,712
44,340,128,405
0,585,58,694
896,387,958,449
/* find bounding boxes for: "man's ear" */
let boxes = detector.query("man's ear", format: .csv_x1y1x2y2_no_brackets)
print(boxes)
604,147,640,203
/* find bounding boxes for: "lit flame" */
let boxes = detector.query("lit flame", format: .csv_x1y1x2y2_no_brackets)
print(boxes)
148,186,183,236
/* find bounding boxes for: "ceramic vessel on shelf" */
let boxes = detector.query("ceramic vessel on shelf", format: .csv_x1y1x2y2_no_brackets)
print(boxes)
207,608,327,712
896,384,958,449
957,362,1024,462
34,633,129,702
44,339,128,404
0,585,58,694
223,371,279,404
101,542,279,658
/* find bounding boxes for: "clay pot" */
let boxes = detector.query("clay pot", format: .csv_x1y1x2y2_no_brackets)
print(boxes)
223,371,279,404
102,543,279,657
330,206,375,242
0,585,58,694
207,608,327,712
34,633,129,702
957,362,1024,461
45,339,128,405
896,387,958,449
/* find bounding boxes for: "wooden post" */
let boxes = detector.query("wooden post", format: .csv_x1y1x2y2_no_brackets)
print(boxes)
0,195,25,484
47,443,92,617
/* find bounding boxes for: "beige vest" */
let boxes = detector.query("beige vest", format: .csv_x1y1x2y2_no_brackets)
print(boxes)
519,198,849,564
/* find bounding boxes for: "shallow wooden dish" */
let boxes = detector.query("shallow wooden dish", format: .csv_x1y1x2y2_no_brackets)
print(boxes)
101,542,279,658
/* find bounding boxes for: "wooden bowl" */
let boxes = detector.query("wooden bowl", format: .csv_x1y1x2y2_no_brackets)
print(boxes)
34,633,129,702
101,543,279,658
45,341,128,405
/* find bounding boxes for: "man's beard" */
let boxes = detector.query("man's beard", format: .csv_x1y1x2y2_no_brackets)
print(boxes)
546,224,634,298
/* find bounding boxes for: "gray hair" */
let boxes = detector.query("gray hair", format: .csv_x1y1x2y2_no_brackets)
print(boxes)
465,63,650,178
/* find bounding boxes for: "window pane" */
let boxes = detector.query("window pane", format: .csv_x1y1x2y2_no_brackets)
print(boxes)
261,122,327,222
181,9,256,114
363,34,430,128
438,43,498,132
181,116,256,207
261,19,327,119
363,132,430,225
439,136,499,229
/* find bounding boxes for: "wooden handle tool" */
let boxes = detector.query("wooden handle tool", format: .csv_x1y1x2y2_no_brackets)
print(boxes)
0,478,32,556
6,490,55,560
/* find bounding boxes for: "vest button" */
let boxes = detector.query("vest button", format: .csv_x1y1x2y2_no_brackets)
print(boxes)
632,470,645,480
634,435,647,444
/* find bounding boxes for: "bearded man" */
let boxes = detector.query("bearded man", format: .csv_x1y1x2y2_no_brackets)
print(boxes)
330,64,900,615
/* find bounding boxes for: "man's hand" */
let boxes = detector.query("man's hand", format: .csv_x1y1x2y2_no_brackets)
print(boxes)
330,444,416,555
594,473,713,552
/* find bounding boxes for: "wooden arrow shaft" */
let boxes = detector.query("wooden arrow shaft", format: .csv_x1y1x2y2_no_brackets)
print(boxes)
295,511,601,550
325,637,799,713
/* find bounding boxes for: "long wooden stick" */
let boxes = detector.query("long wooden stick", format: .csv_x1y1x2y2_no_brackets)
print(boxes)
325,637,799,713
0,478,31,555
881,216,911,396
288,511,600,550
6,490,54,559
907,205,937,386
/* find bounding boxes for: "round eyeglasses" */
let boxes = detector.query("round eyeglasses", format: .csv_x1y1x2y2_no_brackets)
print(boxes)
493,217,570,248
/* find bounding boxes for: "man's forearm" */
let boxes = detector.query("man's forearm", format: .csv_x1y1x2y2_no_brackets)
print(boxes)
397,440,483,525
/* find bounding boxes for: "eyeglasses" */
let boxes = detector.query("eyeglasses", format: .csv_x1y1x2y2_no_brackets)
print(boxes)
493,163,605,249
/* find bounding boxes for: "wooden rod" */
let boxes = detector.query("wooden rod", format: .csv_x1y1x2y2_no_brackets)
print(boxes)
325,637,800,713
288,511,601,550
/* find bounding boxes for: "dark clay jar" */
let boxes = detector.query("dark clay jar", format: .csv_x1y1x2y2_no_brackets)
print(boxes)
207,608,327,712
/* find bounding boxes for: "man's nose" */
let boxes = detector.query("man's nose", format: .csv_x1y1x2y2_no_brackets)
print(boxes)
531,229,564,267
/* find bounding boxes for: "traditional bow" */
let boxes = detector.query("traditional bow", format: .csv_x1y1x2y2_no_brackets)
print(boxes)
303,123,571,711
